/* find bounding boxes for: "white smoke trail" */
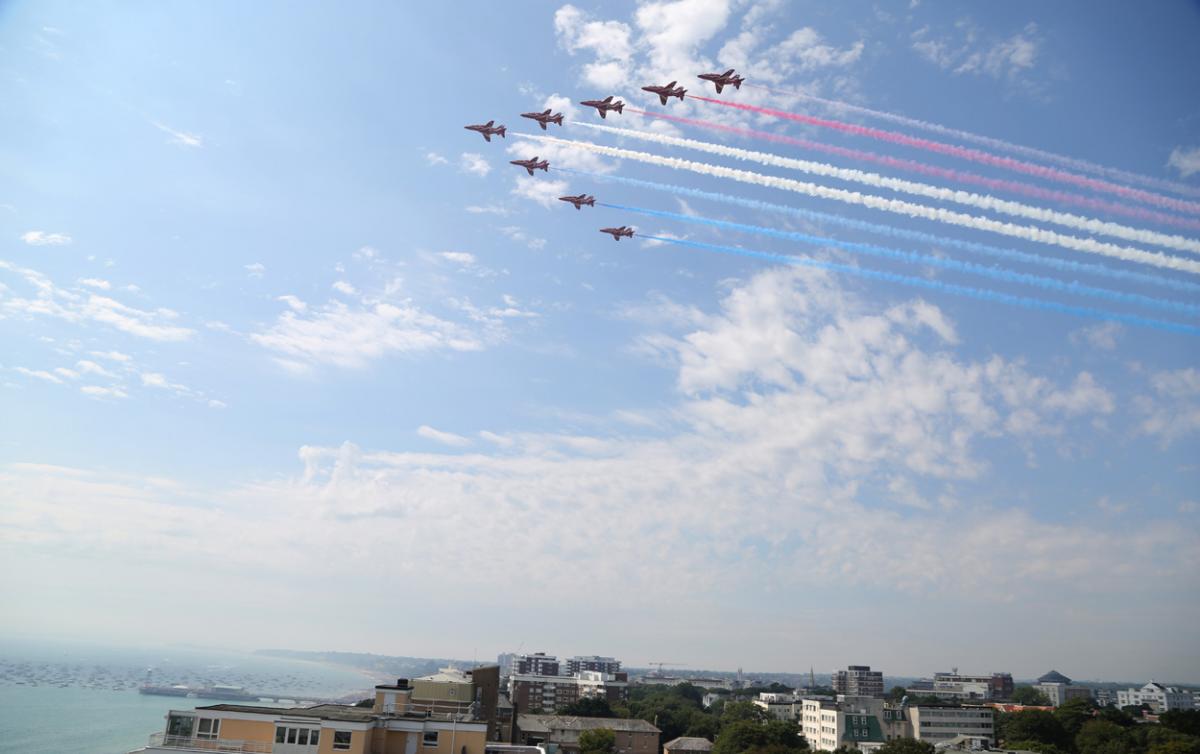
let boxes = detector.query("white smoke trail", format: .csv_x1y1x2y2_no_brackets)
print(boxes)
513,133,1200,276
755,86,1200,201
571,121,1200,256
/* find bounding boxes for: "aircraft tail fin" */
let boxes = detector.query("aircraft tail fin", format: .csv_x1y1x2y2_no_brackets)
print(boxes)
667,81,676,88
723,69,734,76
497,126,506,138
733,78,742,90
603,95,613,103
614,102,624,114
542,109,551,116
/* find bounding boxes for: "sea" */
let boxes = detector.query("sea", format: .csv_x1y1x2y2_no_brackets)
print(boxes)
0,637,382,754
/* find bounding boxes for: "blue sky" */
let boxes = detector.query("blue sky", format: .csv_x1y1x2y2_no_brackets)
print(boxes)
1,0,1198,681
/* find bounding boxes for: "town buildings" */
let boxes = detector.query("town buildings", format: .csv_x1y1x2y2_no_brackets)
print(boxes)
832,665,885,698
508,670,629,713
512,653,561,677
799,696,994,751
566,656,622,675
513,715,659,754
906,672,1014,701
1117,682,1197,712
1033,671,1092,707
663,737,714,754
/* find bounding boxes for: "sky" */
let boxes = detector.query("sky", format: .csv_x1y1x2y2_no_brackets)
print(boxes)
1,0,1198,683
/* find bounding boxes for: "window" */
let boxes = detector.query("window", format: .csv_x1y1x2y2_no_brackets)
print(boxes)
197,719,220,740
334,731,353,750
310,730,320,746
424,731,440,747
288,728,298,744
277,727,287,744
298,729,309,746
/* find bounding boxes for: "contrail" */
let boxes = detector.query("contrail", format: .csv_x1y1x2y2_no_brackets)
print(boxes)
572,120,1200,255
691,94,1200,217
638,234,1200,337
598,202,1199,317
626,107,1200,234
744,83,1200,201
514,132,1200,275
556,167,1200,296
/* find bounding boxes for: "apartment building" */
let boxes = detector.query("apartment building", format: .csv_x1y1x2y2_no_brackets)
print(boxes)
512,653,561,677
508,671,629,713
1033,671,1092,707
514,715,660,754
908,706,995,745
800,697,993,751
907,672,1014,701
1117,682,1196,712
566,656,622,675
130,688,490,754
833,666,885,698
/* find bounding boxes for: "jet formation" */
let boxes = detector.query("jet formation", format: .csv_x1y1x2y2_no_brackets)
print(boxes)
641,81,686,105
465,68,743,242
558,194,596,210
509,156,550,176
698,68,744,93
579,95,625,119
521,109,564,130
464,120,506,142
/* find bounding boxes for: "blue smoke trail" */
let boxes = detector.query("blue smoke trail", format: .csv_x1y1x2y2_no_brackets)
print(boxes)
599,202,1199,318
554,167,1200,297
635,235,1200,337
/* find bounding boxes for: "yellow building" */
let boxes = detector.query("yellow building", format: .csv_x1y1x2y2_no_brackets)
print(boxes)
130,692,489,754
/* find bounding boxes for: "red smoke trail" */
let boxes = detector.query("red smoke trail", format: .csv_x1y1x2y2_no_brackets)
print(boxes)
690,95,1200,217
743,83,1200,201
627,107,1200,233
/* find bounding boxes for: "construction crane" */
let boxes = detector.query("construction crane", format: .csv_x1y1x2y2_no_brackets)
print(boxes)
647,662,684,676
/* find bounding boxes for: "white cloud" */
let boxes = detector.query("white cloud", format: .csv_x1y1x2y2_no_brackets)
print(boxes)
1136,368,1200,447
152,121,203,148
459,152,491,177
416,425,473,447
332,280,357,296
1167,146,1200,179
913,21,1042,84
80,385,128,399
14,367,63,384
250,298,486,371
499,225,547,250
440,252,477,266
244,263,265,278
76,359,115,377
465,204,510,216
511,176,570,209
555,4,635,88
21,231,72,246
78,278,111,290
89,350,131,363
1071,321,1123,351
277,295,308,312
425,151,449,166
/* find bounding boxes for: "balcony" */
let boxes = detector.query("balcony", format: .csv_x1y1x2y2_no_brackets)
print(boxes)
143,733,274,753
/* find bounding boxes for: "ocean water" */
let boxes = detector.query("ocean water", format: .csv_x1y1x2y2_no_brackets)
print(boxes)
0,638,380,754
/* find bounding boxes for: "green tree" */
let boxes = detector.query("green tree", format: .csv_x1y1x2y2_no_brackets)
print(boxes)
999,710,1071,751
1161,712,1200,738
1056,697,1097,737
722,701,770,726
560,698,616,718
712,720,807,754
579,729,616,754
1076,719,1135,754
686,714,720,740
1012,686,1054,706
876,739,935,754
1148,739,1200,754
888,686,908,702
1003,741,1067,754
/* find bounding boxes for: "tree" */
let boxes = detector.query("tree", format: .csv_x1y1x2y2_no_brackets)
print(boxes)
876,739,935,754
1056,697,1097,737
1003,741,1067,754
560,698,616,718
1149,741,1200,754
1012,686,1053,706
888,686,908,702
1075,719,1135,754
999,710,1071,751
686,714,720,740
579,729,616,754
722,701,770,726
712,720,807,754
1162,711,1200,738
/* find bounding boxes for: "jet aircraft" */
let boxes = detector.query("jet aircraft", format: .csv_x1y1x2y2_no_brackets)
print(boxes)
580,96,625,119
558,194,596,210
600,226,634,241
641,81,686,105
510,156,550,176
464,120,506,142
521,109,565,130
697,69,744,93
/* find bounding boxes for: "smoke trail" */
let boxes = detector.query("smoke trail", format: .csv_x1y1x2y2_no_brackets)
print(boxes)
514,133,1200,275
626,107,1200,234
691,95,1200,217
638,234,1200,337
598,201,1199,317
556,166,1200,296
744,83,1200,201
573,120,1200,255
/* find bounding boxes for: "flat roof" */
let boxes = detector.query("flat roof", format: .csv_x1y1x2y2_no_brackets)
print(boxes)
518,714,660,734
197,704,377,723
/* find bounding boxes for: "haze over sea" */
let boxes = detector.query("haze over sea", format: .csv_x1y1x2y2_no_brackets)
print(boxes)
0,638,377,754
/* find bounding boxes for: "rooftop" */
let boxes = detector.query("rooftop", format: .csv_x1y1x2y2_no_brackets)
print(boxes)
664,737,714,751
197,704,377,723
1037,670,1072,685
517,715,660,734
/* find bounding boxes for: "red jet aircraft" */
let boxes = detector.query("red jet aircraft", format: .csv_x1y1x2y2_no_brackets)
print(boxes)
521,109,565,130
641,81,687,105
464,120,506,142
600,226,634,241
510,156,550,176
558,194,596,210
580,96,625,119
698,69,744,94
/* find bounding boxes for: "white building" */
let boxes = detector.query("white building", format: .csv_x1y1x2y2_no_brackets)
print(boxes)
908,706,995,745
1033,671,1092,707
1116,682,1195,712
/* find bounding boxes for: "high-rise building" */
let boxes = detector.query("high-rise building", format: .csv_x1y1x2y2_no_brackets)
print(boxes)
833,666,885,698
512,653,560,677
566,656,622,675
508,671,628,714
